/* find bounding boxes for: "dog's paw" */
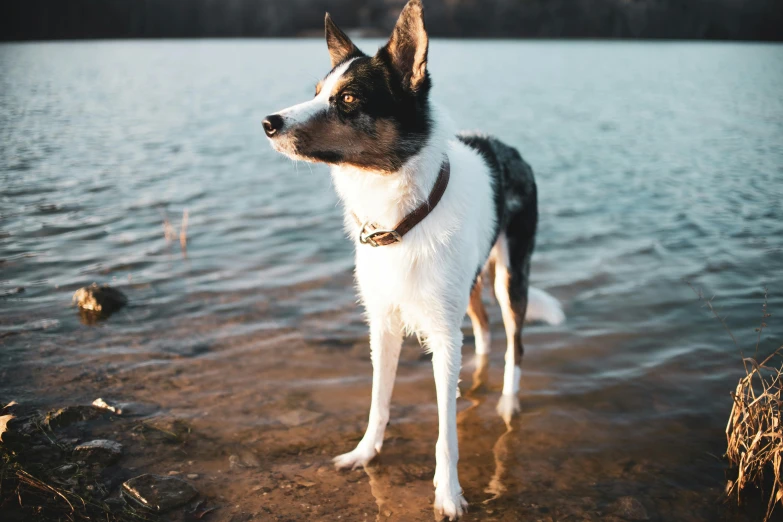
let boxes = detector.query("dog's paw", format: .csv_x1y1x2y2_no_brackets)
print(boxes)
332,444,377,470
434,485,468,520
496,393,520,425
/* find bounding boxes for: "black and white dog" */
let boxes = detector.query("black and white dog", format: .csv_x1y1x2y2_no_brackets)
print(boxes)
263,1,564,518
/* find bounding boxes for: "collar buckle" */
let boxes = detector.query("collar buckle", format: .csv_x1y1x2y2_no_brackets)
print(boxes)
359,222,402,247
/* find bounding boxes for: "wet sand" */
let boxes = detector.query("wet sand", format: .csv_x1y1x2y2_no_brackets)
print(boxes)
1,291,770,521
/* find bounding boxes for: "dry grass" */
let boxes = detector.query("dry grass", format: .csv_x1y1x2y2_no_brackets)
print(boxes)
725,346,783,521
689,283,782,521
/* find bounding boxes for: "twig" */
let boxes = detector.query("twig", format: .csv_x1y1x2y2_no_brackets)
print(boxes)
180,208,189,254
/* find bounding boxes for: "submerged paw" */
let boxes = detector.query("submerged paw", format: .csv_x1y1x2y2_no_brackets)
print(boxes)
434,487,468,520
496,393,520,424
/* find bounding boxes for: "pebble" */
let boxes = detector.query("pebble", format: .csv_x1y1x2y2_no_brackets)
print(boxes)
73,440,123,465
187,473,199,480
122,474,198,513
229,450,260,469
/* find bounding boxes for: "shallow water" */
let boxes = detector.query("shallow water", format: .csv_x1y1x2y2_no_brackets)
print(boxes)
1,40,782,521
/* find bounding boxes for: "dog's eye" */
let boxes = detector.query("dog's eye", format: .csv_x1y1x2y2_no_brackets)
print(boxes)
342,94,356,104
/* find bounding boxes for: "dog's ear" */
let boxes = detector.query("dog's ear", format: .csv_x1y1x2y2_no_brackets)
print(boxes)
383,0,428,91
325,13,359,68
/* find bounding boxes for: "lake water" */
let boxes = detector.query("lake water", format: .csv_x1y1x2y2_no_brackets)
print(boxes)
1,40,782,521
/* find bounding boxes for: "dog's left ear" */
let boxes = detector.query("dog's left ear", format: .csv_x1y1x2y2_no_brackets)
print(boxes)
383,0,428,91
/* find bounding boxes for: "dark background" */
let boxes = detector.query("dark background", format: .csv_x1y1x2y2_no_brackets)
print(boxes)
1,0,782,42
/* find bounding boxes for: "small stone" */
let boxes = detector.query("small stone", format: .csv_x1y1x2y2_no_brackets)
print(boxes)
294,477,315,488
73,283,127,314
229,451,260,469
187,474,199,480
74,440,123,465
168,471,181,476
92,398,118,413
122,474,198,513
610,496,649,520
229,455,241,470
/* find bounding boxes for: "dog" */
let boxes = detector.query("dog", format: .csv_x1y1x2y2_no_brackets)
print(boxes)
263,0,564,518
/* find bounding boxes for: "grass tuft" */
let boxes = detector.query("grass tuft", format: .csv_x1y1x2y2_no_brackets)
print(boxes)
725,347,782,522
690,283,782,521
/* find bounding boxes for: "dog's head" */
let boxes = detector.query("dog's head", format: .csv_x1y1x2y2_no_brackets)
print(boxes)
264,0,431,173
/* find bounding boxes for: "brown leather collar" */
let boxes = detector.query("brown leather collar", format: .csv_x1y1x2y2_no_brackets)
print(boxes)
353,157,450,247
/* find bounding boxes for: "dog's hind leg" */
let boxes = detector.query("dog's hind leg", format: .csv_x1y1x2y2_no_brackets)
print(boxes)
492,233,532,424
333,310,403,469
467,278,490,356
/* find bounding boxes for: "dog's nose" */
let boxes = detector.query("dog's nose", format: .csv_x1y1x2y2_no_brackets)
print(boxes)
263,114,284,137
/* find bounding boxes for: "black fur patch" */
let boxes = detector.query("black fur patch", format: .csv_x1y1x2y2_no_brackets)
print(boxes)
458,132,538,294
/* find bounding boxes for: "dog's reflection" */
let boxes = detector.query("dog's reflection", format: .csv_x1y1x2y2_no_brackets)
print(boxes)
363,463,393,521
359,353,515,520
460,354,514,503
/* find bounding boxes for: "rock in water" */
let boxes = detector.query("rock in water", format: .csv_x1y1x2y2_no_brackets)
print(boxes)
73,283,127,315
74,439,123,465
122,474,198,512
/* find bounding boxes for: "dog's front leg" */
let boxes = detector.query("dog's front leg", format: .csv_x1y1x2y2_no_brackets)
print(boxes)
430,328,468,520
333,311,403,470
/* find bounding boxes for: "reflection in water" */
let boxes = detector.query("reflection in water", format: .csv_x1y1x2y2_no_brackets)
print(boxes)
484,424,514,503
360,353,515,520
459,353,513,504
363,463,393,522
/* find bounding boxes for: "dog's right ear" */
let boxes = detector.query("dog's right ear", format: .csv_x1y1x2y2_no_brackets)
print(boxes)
325,13,360,68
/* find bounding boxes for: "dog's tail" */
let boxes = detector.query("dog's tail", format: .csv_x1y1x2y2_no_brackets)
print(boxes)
526,287,565,325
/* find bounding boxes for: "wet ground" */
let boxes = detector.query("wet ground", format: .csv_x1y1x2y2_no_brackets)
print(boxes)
2,40,782,520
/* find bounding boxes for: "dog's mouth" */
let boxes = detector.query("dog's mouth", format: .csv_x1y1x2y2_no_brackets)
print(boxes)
266,130,307,161
266,123,348,166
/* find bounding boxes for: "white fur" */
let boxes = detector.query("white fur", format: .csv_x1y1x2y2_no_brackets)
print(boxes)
268,64,564,521
472,320,491,356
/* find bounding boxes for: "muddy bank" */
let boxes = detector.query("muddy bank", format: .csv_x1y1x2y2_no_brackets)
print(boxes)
0,401,208,521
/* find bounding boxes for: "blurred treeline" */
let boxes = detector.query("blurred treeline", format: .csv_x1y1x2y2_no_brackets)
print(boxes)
1,0,781,41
